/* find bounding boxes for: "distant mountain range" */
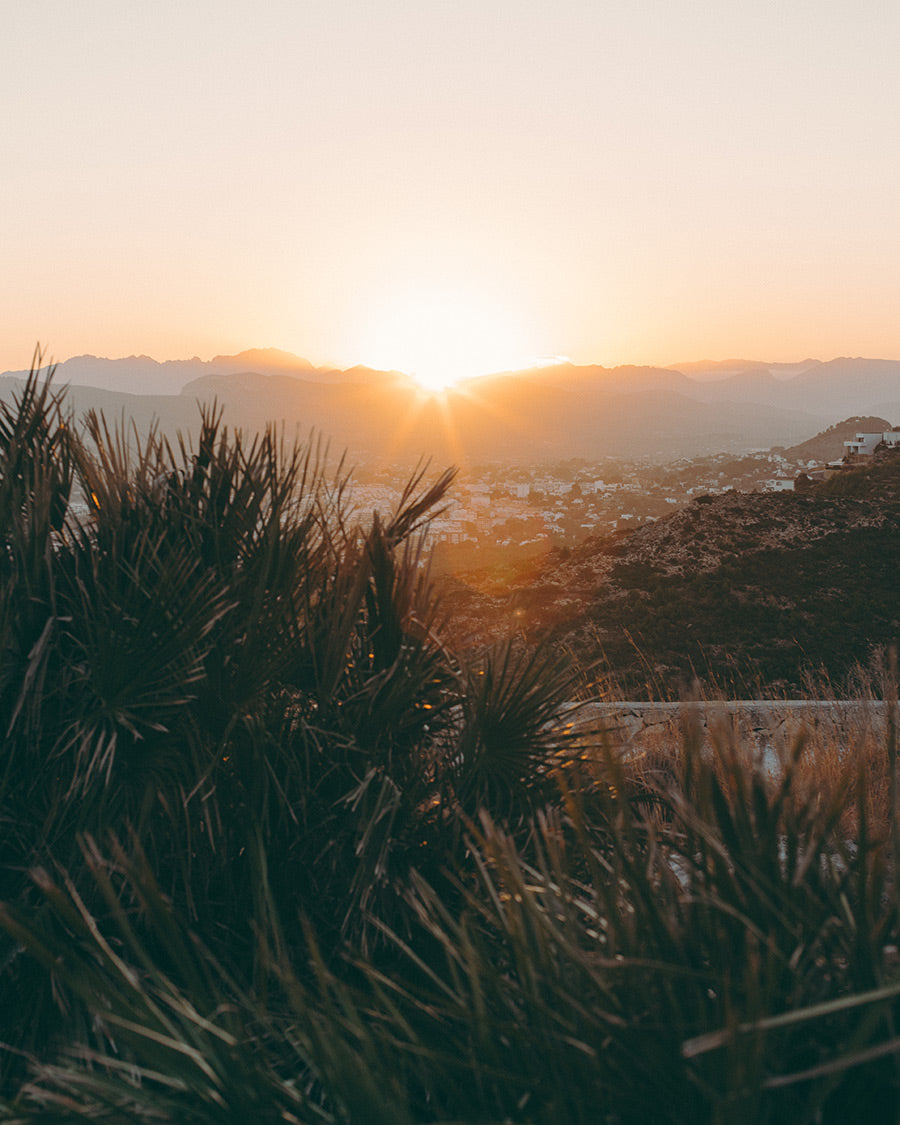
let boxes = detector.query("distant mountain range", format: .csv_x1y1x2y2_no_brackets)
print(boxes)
3,350,899,465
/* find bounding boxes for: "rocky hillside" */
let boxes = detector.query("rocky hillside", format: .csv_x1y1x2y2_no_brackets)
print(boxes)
782,416,892,464
440,457,900,697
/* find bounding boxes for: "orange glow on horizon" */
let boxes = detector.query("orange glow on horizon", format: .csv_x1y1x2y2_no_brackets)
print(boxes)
354,286,537,394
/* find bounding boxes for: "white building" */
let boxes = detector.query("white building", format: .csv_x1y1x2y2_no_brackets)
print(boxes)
843,431,900,458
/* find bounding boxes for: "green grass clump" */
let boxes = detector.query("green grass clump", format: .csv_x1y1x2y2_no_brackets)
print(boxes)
2,358,900,1122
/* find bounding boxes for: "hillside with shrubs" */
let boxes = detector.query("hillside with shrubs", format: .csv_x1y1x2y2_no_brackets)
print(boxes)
443,457,900,697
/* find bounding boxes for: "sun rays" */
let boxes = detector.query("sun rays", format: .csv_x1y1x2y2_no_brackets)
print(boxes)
355,285,535,394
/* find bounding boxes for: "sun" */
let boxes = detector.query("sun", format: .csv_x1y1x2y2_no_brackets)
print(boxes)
359,287,531,393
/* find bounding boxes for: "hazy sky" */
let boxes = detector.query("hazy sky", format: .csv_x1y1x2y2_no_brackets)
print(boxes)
4,1,900,381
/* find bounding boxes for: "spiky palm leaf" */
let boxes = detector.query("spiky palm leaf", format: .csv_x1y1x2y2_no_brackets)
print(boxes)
451,640,583,822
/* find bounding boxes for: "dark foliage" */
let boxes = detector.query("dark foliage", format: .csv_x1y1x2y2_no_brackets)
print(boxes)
2,361,900,1122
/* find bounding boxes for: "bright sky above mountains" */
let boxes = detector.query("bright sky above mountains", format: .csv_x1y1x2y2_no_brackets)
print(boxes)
3,1,900,384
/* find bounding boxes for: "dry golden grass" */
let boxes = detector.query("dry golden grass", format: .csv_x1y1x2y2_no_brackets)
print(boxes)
792,706,894,842
565,673,899,846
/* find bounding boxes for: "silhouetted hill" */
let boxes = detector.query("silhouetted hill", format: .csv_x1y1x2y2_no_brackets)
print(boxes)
668,357,900,417
681,368,785,406
783,416,893,463
784,358,900,417
207,348,315,375
480,362,695,395
0,375,199,436
2,349,386,397
670,358,822,380
9,354,201,397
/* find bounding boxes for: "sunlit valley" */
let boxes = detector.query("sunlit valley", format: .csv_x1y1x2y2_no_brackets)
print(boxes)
4,348,898,700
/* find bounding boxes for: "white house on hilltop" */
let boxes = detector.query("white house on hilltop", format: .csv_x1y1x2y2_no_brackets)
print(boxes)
843,431,900,459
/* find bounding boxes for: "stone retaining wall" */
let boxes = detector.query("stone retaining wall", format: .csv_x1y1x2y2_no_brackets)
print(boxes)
566,700,894,760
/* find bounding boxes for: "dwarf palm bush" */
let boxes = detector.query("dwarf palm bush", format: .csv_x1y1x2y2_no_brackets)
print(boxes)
0,368,77,901
2,376,446,905
4,719,900,1124
0,362,584,1088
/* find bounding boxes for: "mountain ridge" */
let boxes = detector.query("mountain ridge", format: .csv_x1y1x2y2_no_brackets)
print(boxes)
3,350,900,465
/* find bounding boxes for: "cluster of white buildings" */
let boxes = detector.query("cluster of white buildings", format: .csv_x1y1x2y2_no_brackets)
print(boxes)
348,427,900,550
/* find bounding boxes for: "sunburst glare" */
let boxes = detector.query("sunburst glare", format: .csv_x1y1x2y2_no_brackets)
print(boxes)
359,287,533,393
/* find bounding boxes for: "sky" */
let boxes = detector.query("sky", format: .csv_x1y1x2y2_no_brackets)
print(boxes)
3,1,900,386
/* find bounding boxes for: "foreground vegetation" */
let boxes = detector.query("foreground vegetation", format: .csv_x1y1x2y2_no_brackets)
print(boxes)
2,366,900,1122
